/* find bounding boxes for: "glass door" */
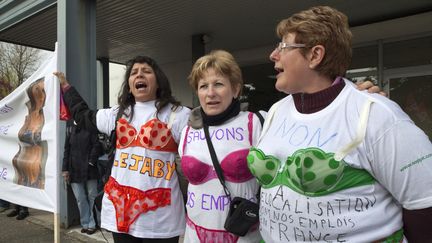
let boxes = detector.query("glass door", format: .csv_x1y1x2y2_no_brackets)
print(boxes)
384,65,432,140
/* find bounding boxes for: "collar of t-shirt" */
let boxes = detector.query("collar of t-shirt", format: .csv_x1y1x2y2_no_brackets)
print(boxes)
292,76,345,114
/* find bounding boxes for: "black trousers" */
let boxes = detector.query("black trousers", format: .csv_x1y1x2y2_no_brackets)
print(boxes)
112,232,179,243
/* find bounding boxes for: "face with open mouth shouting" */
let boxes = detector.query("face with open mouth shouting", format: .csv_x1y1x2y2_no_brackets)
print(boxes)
197,68,240,116
128,62,158,102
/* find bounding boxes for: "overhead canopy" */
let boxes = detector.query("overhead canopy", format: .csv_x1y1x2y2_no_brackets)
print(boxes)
1,0,432,65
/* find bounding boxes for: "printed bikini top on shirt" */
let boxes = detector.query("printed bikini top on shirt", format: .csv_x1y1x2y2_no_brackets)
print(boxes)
247,147,375,197
116,117,178,152
19,130,42,146
181,112,256,185
182,149,253,184
247,99,376,197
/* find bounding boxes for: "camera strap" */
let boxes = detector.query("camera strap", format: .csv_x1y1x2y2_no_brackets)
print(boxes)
203,111,264,201
203,125,232,200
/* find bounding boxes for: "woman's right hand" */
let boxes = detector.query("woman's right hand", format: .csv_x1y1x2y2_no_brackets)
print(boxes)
53,72,70,89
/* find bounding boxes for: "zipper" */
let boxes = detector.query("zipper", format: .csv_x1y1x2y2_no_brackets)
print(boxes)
301,93,305,113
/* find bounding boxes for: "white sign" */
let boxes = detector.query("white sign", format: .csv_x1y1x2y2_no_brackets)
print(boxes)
0,50,59,213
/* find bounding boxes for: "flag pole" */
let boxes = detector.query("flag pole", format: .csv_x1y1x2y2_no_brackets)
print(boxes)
54,42,61,243
54,212,60,243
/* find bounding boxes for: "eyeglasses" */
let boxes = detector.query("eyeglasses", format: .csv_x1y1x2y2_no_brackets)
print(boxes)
275,42,306,53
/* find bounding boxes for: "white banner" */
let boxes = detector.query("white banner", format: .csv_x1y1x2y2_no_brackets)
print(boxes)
0,50,58,213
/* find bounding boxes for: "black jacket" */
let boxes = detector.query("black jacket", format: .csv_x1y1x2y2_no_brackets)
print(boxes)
64,87,121,184
62,119,102,183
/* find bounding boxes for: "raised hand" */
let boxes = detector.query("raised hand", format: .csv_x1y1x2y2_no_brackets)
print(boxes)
53,72,70,89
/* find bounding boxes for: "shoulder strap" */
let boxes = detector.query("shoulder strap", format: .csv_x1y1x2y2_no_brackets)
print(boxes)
181,126,191,156
107,108,123,153
255,111,265,126
247,111,266,145
334,99,373,161
103,107,124,183
167,109,176,129
253,112,264,201
203,125,231,200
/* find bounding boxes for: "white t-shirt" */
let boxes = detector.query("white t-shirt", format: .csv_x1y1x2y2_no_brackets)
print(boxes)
178,111,263,243
97,101,190,238
255,80,432,242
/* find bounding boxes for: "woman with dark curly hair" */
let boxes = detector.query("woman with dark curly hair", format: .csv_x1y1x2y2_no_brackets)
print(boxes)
54,55,190,243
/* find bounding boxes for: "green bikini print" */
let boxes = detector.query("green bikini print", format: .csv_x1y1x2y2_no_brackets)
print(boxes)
247,147,375,196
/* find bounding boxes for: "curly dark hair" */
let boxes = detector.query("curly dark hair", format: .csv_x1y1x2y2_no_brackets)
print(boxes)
117,56,181,120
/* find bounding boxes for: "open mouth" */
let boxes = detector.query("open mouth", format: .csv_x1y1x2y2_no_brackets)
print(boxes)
135,82,147,90
275,67,284,73
207,101,220,106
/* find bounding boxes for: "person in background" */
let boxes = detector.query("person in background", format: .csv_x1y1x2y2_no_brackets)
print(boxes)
54,55,190,243
248,6,432,242
62,119,102,235
6,204,29,220
0,199,10,213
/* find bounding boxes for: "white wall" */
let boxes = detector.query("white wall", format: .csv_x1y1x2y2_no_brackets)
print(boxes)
162,60,194,108
108,63,126,107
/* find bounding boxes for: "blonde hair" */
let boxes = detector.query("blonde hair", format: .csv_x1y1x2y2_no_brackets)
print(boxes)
276,6,352,79
188,50,243,95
